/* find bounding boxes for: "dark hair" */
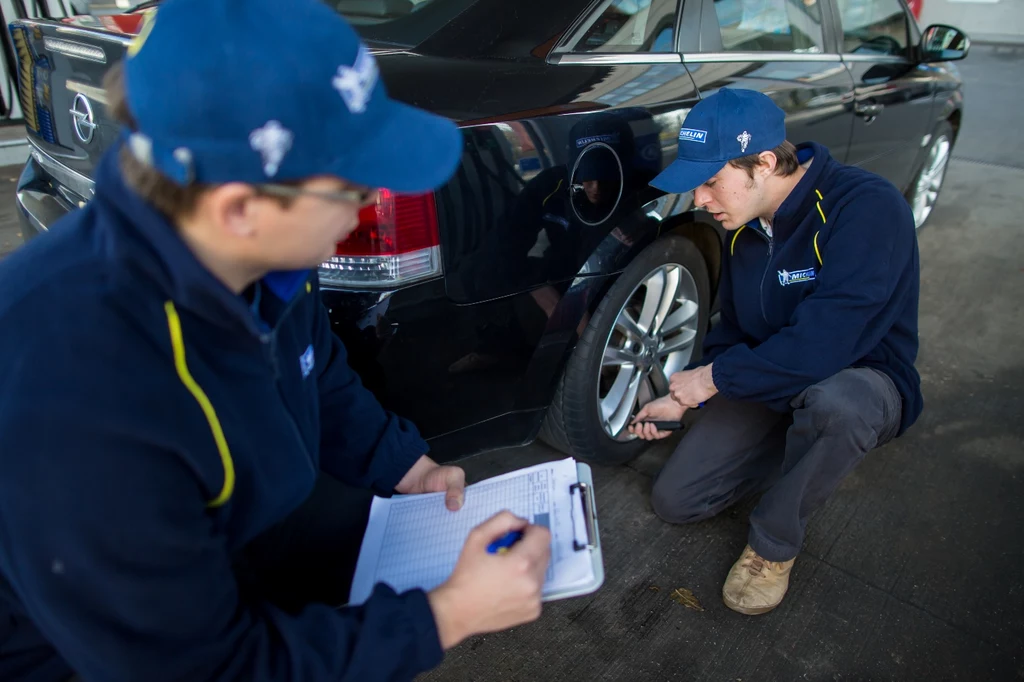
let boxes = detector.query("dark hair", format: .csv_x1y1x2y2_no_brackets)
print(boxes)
728,140,800,179
102,62,211,220
102,62,295,220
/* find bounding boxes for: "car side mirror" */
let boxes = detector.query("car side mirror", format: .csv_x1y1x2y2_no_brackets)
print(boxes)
919,24,970,62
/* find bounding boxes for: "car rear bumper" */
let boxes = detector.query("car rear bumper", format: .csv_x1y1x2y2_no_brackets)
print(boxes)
15,150,88,244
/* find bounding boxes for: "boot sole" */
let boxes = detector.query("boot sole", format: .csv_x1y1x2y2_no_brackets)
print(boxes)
722,597,781,615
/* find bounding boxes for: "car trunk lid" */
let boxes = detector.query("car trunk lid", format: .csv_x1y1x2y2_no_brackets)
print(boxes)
8,16,138,183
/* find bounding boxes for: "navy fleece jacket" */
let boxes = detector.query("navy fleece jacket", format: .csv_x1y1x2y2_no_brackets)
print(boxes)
0,149,443,681
698,142,923,435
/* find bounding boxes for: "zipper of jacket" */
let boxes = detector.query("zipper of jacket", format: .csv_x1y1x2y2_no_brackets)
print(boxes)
256,279,318,470
259,332,281,380
258,330,316,473
751,224,774,325
252,277,311,377
260,327,318,472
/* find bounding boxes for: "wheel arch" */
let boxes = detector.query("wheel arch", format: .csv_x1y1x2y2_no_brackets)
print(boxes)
555,209,723,369
946,107,962,145
511,207,722,435
661,214,724,305
534,226,716,462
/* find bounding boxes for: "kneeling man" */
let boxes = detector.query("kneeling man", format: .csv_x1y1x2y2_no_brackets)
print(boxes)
631,88,922,615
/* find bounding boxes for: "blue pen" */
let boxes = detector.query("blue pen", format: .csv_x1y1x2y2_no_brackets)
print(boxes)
487,530,524,554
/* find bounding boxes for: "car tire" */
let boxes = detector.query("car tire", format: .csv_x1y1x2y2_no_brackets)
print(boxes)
539,234,710,465
907,120,953,229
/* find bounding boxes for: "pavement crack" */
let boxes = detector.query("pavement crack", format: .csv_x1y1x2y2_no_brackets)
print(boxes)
952,156,1024,171
624,461,652,478
566,600,594,624
821,493,868,560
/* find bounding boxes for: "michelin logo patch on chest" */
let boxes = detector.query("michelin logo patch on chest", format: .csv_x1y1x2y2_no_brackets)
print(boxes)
778,267,816,286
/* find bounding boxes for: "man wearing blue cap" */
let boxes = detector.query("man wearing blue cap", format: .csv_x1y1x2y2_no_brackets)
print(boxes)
630,89,921,616
0,1,551,680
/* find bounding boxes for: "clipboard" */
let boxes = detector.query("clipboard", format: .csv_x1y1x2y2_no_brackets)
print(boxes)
544,461,605,601
347,457,605,606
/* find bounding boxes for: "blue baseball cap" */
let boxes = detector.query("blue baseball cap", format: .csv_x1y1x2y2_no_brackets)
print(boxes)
650,88,786,194
122,0,462,193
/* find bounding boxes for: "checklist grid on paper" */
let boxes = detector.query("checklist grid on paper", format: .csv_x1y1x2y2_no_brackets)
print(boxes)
372,469,554,594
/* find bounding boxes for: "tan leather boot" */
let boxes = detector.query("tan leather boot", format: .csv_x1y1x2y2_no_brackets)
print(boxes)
722,545,795,615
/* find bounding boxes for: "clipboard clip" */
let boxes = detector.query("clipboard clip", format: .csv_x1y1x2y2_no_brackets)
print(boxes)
569,481,597,552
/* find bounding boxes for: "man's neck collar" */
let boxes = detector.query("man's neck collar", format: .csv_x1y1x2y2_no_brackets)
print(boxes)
174,223,310,306
761,142,829,232
763,162,809,221
175,223,266,295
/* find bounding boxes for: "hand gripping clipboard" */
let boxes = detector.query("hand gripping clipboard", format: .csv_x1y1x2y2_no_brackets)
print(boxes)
543,461,605,602
346,457,605,607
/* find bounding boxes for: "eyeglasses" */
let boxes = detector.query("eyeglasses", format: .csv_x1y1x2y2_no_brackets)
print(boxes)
253,183,379,207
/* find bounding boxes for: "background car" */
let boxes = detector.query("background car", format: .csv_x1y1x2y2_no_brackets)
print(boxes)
8,0,968,465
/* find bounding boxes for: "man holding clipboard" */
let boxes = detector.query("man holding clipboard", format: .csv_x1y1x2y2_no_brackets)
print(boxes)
0,1,550,680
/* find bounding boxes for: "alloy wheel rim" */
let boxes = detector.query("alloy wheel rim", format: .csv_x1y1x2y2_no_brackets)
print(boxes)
913,135,951,228
597,263,700,441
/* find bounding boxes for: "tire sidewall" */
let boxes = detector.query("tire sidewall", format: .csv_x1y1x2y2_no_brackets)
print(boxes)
561,234,711,465
910,120,954,228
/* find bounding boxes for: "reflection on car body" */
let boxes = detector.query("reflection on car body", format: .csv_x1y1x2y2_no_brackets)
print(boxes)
10,0,967,464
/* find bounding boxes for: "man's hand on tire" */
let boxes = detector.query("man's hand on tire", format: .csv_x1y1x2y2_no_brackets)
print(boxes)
668,363,719,409
628,396,687,440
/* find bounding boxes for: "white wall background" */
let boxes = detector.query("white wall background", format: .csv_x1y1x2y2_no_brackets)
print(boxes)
918,0,1024,44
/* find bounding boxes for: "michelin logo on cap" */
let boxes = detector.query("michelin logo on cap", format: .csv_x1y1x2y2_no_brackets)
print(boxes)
333,44,378,114
678,128,707,144
249,120,294,177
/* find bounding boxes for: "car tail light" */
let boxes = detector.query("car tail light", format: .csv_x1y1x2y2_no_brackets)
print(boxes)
317,189,442,289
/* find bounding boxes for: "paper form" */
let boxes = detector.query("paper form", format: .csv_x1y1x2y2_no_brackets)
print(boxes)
348,457,595,605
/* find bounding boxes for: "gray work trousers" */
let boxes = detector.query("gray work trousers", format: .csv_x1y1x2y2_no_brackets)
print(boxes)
650,367,903,562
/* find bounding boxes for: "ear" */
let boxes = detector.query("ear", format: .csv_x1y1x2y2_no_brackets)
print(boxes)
758,151,778,177
204,183,261,238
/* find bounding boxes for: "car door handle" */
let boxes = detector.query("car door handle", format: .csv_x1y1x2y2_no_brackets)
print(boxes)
855,103,884,118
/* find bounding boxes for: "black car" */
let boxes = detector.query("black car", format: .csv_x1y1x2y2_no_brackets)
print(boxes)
8,0,968,465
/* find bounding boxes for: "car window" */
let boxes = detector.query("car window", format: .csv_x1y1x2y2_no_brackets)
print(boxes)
711,0,826,53
835,0,909,56
572,0,680,53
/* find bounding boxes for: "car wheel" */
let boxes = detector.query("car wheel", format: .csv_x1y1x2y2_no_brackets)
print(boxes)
539,235,710,465
909,120,953,229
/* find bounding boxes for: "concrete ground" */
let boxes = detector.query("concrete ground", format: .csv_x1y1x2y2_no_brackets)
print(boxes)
421,45,1024,682
0,159,22,260
0,45,1021,682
